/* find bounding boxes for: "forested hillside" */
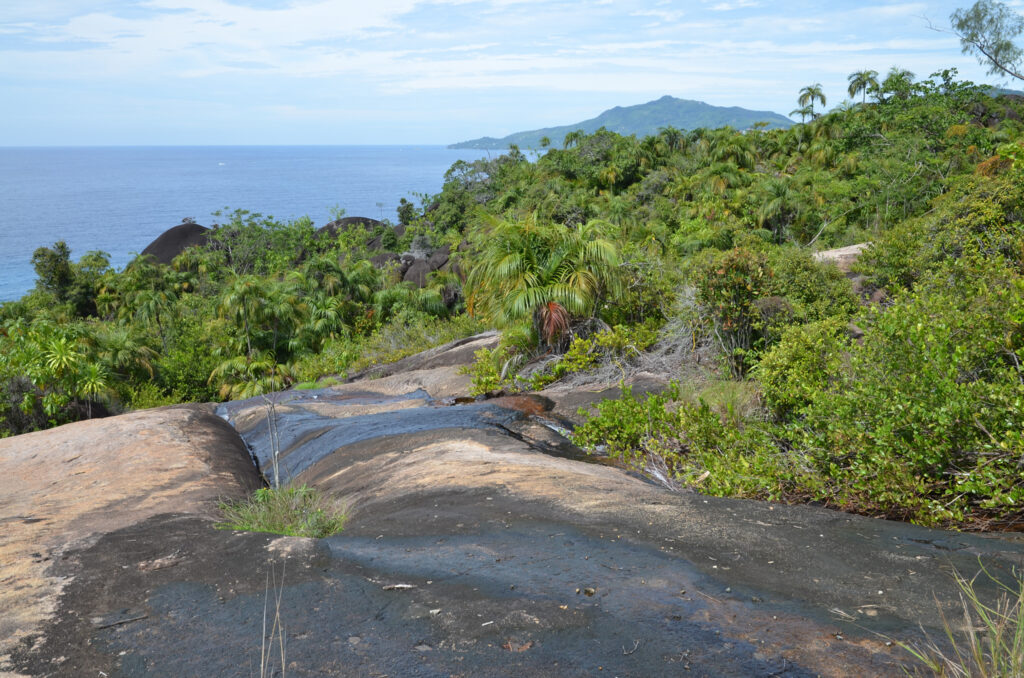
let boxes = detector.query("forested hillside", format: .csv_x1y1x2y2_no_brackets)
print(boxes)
3,68,1022,529
448,95,793,149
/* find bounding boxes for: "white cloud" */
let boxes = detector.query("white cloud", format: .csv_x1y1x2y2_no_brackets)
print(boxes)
0,0,1006,144
707,0,760,11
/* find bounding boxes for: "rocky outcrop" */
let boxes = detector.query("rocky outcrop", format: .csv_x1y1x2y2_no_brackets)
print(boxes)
812,242,867,274
218,359,1024,677
4,338,1024,676
139,222,210,265
0,405,258,672
401,258,432,287
343,330,500,385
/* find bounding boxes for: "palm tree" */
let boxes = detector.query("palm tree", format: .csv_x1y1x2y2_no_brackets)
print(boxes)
798,84,827,119
790,105,814,123
847,70,879,103
94,326,155,380
563,129,586,149
658,126,685,153
702,162,745,196
128,288,176,351
466,214,622,347
878,67,915,101
372,284,446,324
756,177,799,241
208,350,295,400
218,275,271,357
76,362,111,419
711,132,757,170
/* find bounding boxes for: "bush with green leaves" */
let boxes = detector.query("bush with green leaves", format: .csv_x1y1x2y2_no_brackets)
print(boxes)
572,383,816,501
754,316,851,420
763,246,859,326
526,322,660,390
857,173,1024,293
461,345,521,396
689,246,771,377
571,383,682,464
0,317,114,433
688,244,859,378
793,262,1024,525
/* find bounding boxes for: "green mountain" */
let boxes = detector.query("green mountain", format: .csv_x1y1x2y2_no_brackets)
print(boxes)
448,95,793,149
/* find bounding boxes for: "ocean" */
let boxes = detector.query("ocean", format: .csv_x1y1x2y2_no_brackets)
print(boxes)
0,146,492,302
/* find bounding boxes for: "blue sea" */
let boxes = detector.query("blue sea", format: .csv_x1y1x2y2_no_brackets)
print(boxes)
0,146,492,302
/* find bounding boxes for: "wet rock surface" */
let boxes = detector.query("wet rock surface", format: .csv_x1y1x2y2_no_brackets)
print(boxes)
3,337,1024,676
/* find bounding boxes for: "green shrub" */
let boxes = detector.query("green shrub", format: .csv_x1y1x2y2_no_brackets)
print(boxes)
682,379,764,424
293,335,359,382
349,312,483,373
764,246,859,327
124,381,179,410
795,264,1024,525
461,345,520,396
526,322,660,390
689,247,770,377
572,382,815,501
754,317,851,420
689,245,858,378
858,174,1024,293
296,313,485,382
571,383,682,464
217,485,347,538
651,400,808,501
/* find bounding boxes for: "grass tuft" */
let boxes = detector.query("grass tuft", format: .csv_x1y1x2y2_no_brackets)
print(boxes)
217,485,347,539
901,564,1024,677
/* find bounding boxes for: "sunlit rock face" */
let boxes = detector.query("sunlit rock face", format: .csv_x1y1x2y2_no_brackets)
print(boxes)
3,333,1023,677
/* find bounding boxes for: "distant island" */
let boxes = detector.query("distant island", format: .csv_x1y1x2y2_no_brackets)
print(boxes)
448,95,793,149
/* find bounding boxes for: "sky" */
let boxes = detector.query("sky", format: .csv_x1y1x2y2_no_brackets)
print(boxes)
1,0,1021,146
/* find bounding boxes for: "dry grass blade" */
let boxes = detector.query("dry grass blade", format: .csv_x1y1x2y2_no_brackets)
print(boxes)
260,563,287,678
900,564,1024,677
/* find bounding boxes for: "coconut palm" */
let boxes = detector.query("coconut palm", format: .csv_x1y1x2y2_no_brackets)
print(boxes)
798,84,827,119
847,69,879,103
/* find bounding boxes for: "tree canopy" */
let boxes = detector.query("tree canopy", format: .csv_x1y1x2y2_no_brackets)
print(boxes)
951,0,1024,81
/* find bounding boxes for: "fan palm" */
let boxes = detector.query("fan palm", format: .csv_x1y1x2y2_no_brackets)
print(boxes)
466,214,621,347
658,126,685,153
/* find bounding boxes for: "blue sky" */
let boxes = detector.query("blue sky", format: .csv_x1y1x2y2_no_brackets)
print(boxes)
1,0,1020,145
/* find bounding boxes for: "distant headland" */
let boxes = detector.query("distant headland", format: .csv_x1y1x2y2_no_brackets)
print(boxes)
448,95,793,149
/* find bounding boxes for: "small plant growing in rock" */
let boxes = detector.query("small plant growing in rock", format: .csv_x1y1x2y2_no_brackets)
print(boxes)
217,485,347,539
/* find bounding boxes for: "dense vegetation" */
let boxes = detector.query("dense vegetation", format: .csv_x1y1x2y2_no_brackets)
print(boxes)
2,66,1022,529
